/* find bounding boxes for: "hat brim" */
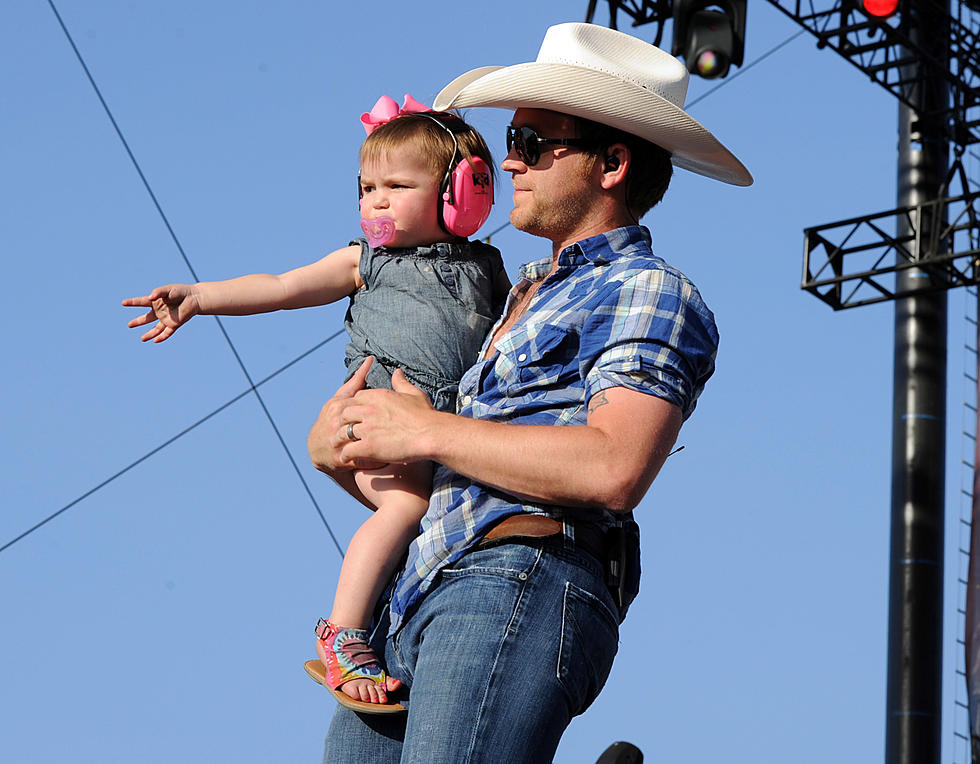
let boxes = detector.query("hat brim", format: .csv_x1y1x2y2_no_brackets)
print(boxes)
435,63,753,186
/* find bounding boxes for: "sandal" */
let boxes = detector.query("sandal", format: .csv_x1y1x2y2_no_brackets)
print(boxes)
308,618,406,715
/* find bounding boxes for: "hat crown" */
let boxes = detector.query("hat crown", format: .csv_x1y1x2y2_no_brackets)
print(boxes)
535,23,689,109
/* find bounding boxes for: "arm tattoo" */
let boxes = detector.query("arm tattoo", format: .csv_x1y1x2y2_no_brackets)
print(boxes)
588,390,611,415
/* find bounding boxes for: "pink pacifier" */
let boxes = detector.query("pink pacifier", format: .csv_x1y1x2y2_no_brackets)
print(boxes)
360,216,397,248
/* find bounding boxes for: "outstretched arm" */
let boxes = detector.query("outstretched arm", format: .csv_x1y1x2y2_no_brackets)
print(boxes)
122,244,362,343
313,371,682,513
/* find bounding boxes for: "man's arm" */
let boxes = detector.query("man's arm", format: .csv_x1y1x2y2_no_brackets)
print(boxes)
322,371,682,513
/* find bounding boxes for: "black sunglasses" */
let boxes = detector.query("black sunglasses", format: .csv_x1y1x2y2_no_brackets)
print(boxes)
505,125,593,166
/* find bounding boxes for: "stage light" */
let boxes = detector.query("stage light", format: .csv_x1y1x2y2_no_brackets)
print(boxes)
671,1,747,80
862,0,899,16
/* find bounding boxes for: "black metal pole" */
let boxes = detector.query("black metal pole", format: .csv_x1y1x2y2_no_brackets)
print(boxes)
885,3,950,763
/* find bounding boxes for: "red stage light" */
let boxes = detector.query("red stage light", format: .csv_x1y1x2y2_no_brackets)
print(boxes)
863,0,899,16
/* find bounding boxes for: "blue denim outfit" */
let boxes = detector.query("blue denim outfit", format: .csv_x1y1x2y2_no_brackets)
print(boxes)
344,237,507,412
323,226,719,764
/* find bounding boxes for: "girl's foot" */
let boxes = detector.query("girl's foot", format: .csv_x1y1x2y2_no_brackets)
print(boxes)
314,619,402,706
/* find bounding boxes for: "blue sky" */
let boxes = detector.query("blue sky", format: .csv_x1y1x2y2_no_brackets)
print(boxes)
3,1,977,761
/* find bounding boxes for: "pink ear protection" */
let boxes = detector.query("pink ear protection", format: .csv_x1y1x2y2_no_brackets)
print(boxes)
424,114,494,237
439,152,494,237
358,114,494,241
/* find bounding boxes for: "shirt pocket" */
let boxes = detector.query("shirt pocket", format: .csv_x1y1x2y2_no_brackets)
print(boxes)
497,323,579,395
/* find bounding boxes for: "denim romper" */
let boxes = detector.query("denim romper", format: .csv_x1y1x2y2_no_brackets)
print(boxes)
343,237,508,413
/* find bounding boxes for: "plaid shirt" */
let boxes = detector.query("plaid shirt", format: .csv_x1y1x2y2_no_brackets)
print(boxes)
387,226,719,632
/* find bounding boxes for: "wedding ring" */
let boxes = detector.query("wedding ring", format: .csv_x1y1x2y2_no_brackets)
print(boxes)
346,422,359,442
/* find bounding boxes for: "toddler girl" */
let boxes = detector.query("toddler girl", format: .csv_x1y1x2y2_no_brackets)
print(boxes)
123,95,509,712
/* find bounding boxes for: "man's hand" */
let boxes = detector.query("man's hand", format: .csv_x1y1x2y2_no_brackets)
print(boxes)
336,369,438,466
122,284,201,343
308,358,386,473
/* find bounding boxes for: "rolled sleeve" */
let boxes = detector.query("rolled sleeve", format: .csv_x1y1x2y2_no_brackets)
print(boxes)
582,269,719,420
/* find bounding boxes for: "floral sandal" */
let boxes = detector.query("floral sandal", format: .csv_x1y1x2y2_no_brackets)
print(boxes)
306,618,406,715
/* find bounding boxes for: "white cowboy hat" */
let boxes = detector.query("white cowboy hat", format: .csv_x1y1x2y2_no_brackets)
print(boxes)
433,22,752,186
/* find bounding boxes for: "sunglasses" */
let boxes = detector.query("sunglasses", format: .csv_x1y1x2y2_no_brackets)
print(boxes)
505,125,593,166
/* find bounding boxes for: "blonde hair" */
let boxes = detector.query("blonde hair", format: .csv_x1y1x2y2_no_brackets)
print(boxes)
360,112,496,188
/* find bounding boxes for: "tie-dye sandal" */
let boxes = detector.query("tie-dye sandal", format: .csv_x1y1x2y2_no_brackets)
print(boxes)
306,618,406,714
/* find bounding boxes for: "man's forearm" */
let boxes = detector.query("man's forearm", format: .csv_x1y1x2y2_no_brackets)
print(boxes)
411,390,680,512
423,416,622,508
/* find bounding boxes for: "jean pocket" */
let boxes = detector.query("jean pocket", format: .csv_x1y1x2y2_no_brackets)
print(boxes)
557,580,620,714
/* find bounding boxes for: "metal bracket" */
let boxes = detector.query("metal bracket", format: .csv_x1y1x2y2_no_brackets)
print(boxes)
803,186,980,309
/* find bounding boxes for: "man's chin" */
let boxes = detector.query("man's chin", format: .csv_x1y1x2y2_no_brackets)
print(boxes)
508,209,536,235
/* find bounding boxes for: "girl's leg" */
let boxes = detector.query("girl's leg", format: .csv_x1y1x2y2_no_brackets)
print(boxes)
316,460,431,704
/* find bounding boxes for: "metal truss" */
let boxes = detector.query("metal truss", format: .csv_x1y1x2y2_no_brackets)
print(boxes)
585,0,671,45
803,159,980,309
765,0,980,147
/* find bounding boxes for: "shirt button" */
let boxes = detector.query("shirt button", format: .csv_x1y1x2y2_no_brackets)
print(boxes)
517,353,527,362
461,395,472,405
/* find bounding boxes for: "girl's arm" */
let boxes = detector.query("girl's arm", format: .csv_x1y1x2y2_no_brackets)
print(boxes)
123,245,362,343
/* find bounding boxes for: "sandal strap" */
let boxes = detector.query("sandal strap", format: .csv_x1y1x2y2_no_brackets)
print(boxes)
314,618,387,691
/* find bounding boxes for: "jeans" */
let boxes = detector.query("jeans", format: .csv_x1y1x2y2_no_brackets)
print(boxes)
321,540,621,764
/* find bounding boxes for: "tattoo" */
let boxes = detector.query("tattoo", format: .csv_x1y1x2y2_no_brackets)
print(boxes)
588,390,610,414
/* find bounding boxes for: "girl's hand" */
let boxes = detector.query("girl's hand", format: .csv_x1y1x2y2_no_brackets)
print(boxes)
122,284,201,343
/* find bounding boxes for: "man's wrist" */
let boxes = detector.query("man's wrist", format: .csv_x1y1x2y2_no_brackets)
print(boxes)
418,409,460,464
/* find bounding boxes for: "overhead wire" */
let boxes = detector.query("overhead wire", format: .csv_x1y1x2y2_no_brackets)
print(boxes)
686,29,806,109
1,328,348,556
8,9,805,557
40,0,344,557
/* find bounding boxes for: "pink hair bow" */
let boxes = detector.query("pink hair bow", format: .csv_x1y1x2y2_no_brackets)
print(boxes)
360,94,430,135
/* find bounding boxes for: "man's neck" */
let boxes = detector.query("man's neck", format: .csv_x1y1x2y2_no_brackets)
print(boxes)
549,213,637,260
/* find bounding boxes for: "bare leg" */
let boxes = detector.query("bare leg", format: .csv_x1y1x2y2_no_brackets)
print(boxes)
316,460,431,704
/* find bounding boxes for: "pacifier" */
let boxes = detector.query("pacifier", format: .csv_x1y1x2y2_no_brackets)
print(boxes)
360,216,397,248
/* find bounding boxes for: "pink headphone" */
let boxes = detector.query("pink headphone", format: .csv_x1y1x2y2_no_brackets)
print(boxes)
422,113,494,238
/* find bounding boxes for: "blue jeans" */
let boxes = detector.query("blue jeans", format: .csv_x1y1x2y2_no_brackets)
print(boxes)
321,540,621,764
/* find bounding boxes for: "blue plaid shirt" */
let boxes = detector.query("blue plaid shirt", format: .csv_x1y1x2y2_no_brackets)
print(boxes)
388,226,719,632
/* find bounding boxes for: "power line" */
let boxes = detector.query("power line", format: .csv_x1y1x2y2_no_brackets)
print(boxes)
44,0,342,555
484,220,512,240
686,29,806,109
1,329,347,557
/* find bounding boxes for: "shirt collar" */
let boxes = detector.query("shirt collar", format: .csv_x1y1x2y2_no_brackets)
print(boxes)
517,225,653,282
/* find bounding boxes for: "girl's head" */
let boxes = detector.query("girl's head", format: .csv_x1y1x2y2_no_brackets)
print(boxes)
359,111,495,248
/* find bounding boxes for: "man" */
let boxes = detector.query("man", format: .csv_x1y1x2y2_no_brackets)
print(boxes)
308,22,751,763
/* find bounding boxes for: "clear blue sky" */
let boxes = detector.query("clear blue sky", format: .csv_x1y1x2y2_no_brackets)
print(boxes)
3,1,976,761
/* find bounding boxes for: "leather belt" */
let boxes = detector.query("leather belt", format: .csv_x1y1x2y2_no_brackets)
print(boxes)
477,514,607,562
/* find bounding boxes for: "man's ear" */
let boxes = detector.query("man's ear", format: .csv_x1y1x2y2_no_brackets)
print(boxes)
598,143,630,190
